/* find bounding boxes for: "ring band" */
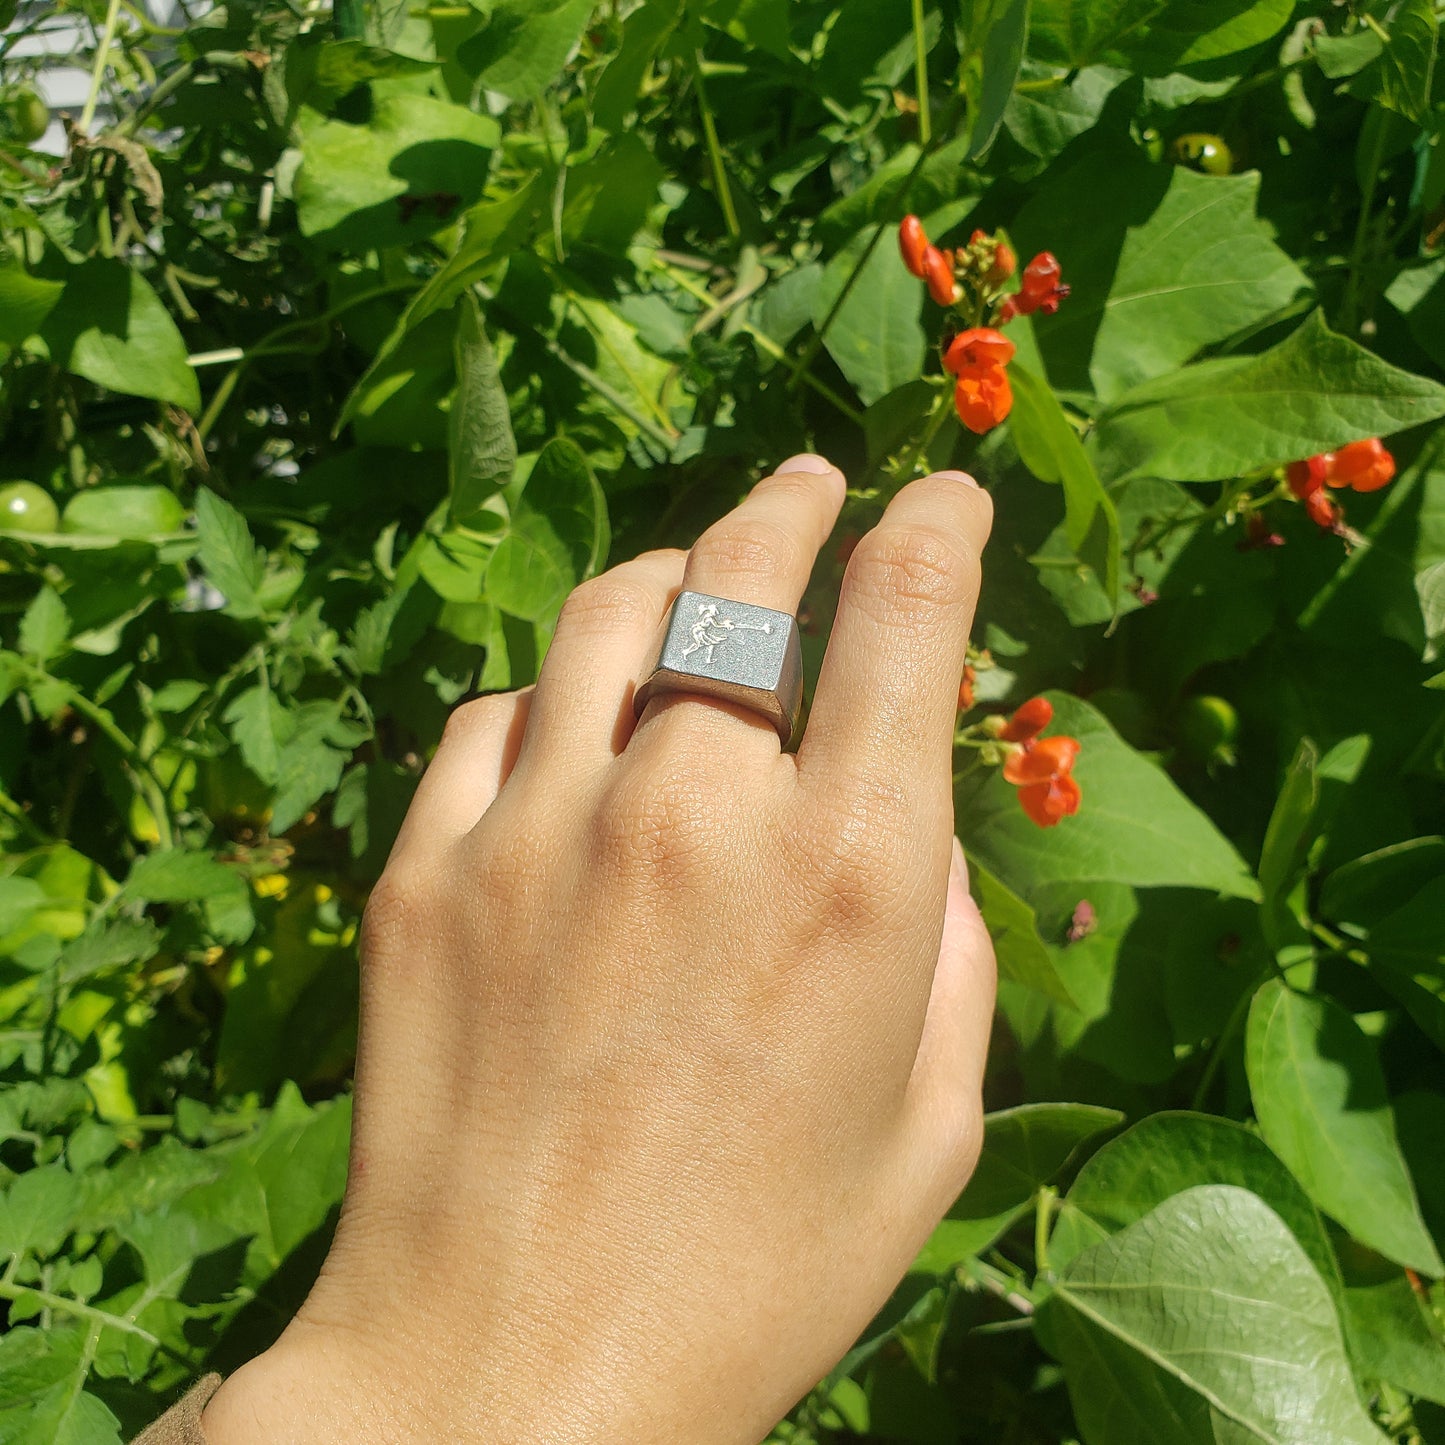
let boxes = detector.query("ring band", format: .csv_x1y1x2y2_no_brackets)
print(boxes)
633,590,803,747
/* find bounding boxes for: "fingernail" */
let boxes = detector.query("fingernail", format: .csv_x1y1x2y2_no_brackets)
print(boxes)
951,835,969,886
775,453,836,475
928,469,981,489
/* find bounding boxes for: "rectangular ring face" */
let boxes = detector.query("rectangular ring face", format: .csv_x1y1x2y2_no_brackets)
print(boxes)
657,590,793,691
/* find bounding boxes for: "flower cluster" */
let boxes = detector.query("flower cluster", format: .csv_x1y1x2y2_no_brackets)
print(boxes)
1285,438,1396,531
898,215,1069,434
991,697,1082,829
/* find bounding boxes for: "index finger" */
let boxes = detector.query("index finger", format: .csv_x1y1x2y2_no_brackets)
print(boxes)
795,471,992,812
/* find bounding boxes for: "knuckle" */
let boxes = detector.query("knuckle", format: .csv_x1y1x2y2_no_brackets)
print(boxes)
847,525,979,617
361,860,437,960
558,574,659,635
787,783,913,933
440,691,523,749
697,516,802,582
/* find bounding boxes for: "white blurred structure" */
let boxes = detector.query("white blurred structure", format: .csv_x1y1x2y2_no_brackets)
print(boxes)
4,1,198,152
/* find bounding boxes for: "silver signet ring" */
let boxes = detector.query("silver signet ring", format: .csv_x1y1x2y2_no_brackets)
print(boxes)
633,590,804,748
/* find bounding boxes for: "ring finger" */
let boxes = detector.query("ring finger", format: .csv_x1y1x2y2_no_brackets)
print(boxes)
629,453,845,756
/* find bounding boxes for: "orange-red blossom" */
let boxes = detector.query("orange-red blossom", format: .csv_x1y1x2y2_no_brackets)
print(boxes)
995,697,1082,828
944,327,1016,435
1287,438,1396,499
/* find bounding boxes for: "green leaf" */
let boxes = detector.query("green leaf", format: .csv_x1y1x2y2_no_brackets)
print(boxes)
294,94,500,251
1009,365,1120,605
1030,0,1295,72
955,693,1258,900
486,438,609,622
0,1327,121,1445
0,259,63,347
193,489,266,619
1040,1185,1388,1445
1048,1112,1345,1303
269,701,370,834
1246,979,1443,1275
1257,738,1319,952
449,293,517,526
914,1102,1121,1274
283,37,438,116
18,585,69,663
1092,310,1445,483
1417,559,1445,661
0,1163,81,1257
1016,155,1310,399
122,850,245,906
456,0,597,100
222,683,288,785
970,860,1080,1005
814,201,973,407
1351,0,1438,122
964,0,1030,161
37,260,199,412
1345,1275,1445,1404
1360,875,1445,1053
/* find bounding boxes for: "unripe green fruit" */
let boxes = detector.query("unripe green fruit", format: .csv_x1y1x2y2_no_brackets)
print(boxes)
1176,694,1239,768
0,481,59,532
1171,133,1233,176
4,88,49,144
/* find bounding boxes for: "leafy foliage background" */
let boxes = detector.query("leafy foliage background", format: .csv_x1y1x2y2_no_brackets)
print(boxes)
0,0,1443,1440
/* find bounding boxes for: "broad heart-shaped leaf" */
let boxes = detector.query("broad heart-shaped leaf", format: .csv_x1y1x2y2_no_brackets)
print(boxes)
456,0,596,99
1016,154,1309,400
1030,0,1293,72
955,693,1258,900
1246,980,1443,1275
37,260,199,412
814,201,973,407
449,293,516,527
1009,365,1120,605
293,94,499,252
1092,310,1445,483
485,438,609,623
1048,1113,1345,1312
914,1102,1121,1275
969,860,1080,1005
194,489,265,619
0,259,63,347
1040,1186,1388,1445
1346,1275,1445,1405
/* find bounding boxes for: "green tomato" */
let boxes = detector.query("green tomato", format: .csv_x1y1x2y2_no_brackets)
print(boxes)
1171,133,1234,176
1176,694,1239,768
0,481,59,533
62,485,186,539
4,88,50,145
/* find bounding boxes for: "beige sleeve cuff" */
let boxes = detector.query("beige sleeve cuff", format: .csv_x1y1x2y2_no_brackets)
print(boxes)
131,1373,223,1445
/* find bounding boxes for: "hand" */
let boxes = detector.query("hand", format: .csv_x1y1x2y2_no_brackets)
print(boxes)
200,455,996,1444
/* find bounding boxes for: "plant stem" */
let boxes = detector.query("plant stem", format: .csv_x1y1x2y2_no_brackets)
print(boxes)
893,383,955,486
1035,1186,1057,1276
690,50,740,243
1342,112,1388,336
79,0,125,135
0,1279,166,1347
911,0,931,144
1189,970,1266,1111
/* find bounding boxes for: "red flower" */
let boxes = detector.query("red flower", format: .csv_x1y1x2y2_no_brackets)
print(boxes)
899,215,929,279
922,245,957,306
958,664,977,713
943,327,1016,375
1004,252,1070,320
1327,438,1395,493
997,721,1082,829
1017,774,1082,829
989,240,1017,286
1286,456,1328,498
954,368,1013,433
1003,734,1081,785
1304,489,1338,529
998,695,1052,743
